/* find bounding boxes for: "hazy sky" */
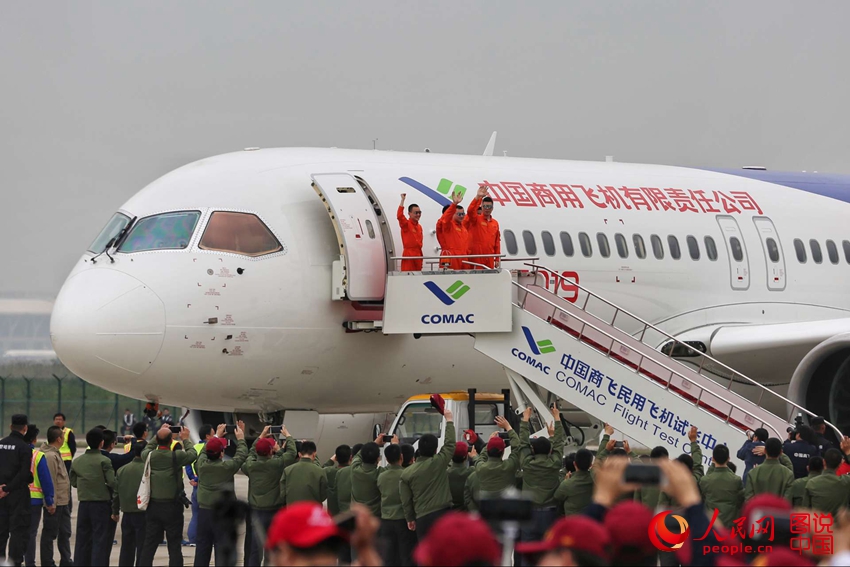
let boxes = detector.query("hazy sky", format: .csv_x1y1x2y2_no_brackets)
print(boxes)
2,2,849,296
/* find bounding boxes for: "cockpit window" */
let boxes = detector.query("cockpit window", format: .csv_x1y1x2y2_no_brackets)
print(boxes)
88,212,130,253
198,211,282,257
118,211,200,253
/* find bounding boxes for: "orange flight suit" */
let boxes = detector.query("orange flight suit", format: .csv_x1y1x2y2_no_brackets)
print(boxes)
465,197,501,269
437,203,470,270
397,206,423,271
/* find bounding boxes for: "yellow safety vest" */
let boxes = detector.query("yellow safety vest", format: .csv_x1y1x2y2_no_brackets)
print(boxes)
171,439,184,478
191,442,205,476
60,428,73,461
29,450,45,500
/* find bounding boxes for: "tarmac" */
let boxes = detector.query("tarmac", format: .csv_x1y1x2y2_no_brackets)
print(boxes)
37,473,251,566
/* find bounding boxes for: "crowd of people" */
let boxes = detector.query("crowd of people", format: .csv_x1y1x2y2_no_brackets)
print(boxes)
3,407,850,566
397,185,501,271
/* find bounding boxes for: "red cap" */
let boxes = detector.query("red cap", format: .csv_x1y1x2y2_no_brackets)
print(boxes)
205,437,225,455
603,501,656,562
516,516,610,560
742,493,791,523
429,394,446,415
254,438,275,457
487,436,505,453
463,429,478,445
413,512,500,567
453,443,469,459
265,502,345,550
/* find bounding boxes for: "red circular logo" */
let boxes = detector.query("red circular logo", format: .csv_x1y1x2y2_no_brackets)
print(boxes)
648,511,690,552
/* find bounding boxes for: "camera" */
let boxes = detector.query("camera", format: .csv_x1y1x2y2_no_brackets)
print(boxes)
479,496,533,522
176,491,191,509
382,434,393,443
225,425,237,434
613,440,625,449
624,463,664,485
269,426,283,435
169,426,183,434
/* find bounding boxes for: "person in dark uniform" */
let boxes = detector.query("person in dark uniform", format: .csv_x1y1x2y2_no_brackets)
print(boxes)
0,415,34,567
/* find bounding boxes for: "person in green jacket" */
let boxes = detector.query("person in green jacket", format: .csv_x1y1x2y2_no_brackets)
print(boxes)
519,406,566,508
786,456,823,507
241,426,295,567
351,435,397,517
803,448,850,516
744,438,795,500
400,409,456,539
335,443,362,514
447,443,472,510
698,444,744,529
282,441,328,506
70,427,116,567
112,440,148,566
464,469,480,512
194,422,249,567
138,424,197,567
376,443,417,566
554,449,595,516
474,416,524,499
324,445,352,516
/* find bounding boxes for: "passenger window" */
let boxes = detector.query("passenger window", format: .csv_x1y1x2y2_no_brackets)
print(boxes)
88,212,131,253
633,235,646,259
119,211,201,253
843,240,850,264
504,230,518,256
705,236,718,261
794,239,807,263
597,233,610,258
522,230,537,255
541,231,556,257
579,232,593,257
730,237,744,262
199,212,283,256
651,234,664,259
826,240,839,264
810,239,823,264
560,232,574,257
766,238,780,263
686,236,700,260
668,235,681,260
615,234,629,258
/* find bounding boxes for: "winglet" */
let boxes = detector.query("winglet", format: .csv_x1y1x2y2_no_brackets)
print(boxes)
483,131,497,157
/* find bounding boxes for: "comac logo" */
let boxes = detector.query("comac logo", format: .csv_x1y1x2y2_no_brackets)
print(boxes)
398,176,467,207
522,326,555,354
423,280,471,306
648,511,690,552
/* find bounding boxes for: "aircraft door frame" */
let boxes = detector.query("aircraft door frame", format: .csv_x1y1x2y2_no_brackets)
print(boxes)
752,216,786,291
312,173,387,301
716,215,750,291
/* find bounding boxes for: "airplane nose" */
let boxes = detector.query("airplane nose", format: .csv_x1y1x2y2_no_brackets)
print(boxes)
51,269,165,385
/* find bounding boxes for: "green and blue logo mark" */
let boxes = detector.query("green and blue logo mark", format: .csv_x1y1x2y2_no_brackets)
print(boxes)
522,326,555,355
399,177,467,207
424,280,470,306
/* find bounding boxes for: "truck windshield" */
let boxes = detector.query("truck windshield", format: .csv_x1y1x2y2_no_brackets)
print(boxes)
88,212,131,253
395,403,442,443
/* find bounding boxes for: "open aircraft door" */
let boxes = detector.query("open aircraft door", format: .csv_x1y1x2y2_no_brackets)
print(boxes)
312,173,387,301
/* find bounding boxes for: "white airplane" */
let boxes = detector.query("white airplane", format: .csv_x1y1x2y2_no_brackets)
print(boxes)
49,145,850,443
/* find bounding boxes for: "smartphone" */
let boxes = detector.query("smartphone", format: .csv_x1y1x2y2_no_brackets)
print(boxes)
225,425,237,434
613,440,624,449
382,434,393,443
333,511,357,533
624,463,663,485
269,426,283,435
169,426,183,434
498,432,510,440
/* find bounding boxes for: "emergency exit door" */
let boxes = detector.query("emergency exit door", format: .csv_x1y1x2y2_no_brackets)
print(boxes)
716,215,750,290
752,217,786,291
312,173,387,301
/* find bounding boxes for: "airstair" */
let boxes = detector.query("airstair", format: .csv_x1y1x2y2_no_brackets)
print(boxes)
381,260,844,468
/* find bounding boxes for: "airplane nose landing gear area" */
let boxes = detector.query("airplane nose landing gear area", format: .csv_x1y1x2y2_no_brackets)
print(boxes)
51,268,165,385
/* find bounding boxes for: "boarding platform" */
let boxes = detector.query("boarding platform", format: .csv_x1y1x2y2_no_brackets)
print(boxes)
380,260,844,468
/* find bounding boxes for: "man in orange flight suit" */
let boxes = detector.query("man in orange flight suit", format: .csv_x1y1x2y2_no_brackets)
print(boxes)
437,191,471,270
397,194,423,271
466,186,501,269
436,204,450,251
